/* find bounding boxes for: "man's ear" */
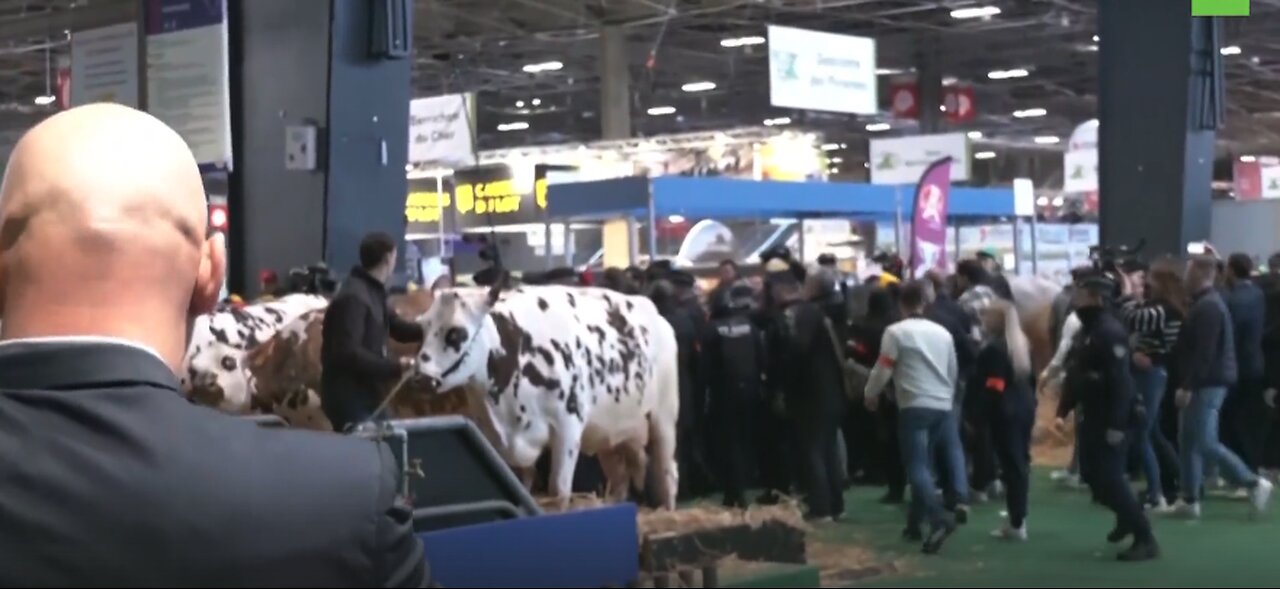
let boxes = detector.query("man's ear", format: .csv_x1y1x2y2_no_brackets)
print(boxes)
191,233,227,316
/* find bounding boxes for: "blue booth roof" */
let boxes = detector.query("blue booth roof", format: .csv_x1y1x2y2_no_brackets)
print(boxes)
546,176,1014,221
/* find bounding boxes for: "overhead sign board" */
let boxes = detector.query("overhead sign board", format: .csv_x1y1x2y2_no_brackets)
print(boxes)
767,25,877,115
405,164,575,232
868,133,971,185
408,94,476,168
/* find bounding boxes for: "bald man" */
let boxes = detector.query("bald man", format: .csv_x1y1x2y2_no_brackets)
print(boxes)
0,104,430,587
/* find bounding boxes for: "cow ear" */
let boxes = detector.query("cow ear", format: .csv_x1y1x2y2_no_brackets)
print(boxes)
486,270,509,307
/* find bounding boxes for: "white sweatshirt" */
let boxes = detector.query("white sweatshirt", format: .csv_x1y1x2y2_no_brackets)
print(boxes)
865,317,958,412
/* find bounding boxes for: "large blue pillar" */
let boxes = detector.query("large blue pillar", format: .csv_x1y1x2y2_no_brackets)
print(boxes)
227,0,411,295
1097,0,1224,257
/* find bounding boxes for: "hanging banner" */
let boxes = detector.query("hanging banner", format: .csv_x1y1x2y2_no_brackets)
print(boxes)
446,163,572,230
1234,161,1262,200
767,25,878,115
1063,119,1098,193
145,0,232,170
889,81,919,119
909,157,953,278
869,133,970,185
55,57,71,110
943,85,976,123
70,22,140,108
1262,165,1280,199
408,94,477,168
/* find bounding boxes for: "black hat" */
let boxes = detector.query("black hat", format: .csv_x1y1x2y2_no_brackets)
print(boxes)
1077,272,1115,293
669,271,696,288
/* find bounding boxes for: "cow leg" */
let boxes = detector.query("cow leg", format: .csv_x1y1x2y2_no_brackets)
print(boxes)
549,420,585,509
599,449,631,502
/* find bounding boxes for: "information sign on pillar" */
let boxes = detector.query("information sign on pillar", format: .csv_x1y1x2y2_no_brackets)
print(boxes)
145,0,233,171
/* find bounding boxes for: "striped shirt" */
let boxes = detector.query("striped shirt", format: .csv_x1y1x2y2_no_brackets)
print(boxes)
1118,297,1183,362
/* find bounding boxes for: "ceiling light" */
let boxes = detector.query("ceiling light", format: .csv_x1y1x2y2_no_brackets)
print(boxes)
648,106,677,116
1036,196,1050,206
1034,135,1061,144
1093,35,1100,42
876,67,906,75
1052,196,1065,207
821,143,841,151
831,157,844,164
1241,155,1258,163
840,143,848,149
515,100,525,108
829,168,840,174
33,95,55,106
1221,45,1242,56
943,76,959,85
950,5,1001,19
720,36,766,48
667,215,686,224
975,151,996,160
967,131,983,139
681,81,717,93
866,122,891,132
763,117,792,126
1014,108,1048,118
522,61,563,73
987,68,1030,80
497,121,530,132
531,98,542,106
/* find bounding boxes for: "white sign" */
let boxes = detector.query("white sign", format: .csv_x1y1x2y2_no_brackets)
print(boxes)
1063,120,1098,193
767,25,877,115
1262,165,1280,199
146,6,232,169
868,133,971,185
71,23,139,108
408,94,476,168
1013,178,1035,217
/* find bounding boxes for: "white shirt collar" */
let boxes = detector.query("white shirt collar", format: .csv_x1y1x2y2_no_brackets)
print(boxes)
0,336,167,364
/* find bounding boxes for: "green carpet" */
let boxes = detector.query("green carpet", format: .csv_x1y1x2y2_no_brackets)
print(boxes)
812,472,1279,588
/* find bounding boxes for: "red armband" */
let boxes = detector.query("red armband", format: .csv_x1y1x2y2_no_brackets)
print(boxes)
877,355,895,368
985,377,1006,393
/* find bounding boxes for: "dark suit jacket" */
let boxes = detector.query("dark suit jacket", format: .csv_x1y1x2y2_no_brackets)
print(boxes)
0,341,429,588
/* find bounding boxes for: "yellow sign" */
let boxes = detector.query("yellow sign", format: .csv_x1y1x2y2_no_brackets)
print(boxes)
405,190,452,223
454,178,549,217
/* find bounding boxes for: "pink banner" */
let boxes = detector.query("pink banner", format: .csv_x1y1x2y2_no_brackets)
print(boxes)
909,157,953,278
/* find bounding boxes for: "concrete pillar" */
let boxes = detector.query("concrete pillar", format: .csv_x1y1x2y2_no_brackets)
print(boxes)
1098,0,1218,257
915,35,942,134
599,25,636,266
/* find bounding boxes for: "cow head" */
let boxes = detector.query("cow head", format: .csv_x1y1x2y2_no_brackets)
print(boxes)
413,281,505,391
181,313,255,412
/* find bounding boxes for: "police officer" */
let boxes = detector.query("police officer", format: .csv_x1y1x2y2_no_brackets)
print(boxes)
702,282,767,508
1057,272,1159,562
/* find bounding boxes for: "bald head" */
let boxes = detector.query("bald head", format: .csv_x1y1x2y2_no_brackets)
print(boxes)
0,103,225,370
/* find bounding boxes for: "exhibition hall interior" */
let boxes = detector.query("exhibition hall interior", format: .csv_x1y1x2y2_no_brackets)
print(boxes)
1,0,1279,587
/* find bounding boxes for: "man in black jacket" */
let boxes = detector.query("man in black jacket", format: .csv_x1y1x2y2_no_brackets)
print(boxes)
0,104,429,587
322,232,425,432
702,283,767,508
1220,253,1269,472
1173,256,1273,519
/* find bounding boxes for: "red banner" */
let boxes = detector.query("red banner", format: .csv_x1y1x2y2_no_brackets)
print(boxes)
943,85,976,123
889,81,918,119
56,67,71,110
1234,161,1262,200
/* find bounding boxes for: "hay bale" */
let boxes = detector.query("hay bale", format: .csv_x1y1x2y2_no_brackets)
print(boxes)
1032,384,1075,467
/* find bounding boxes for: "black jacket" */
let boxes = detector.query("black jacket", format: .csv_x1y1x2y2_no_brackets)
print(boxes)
1222,280,1266,382
1058,306,1138,433
1175,287,1238,390
768,299,847,420
926,296,976,376
969,339,1035,417
321,268,424,428
658,302,702,430
0,342,428,587
701,312,767,414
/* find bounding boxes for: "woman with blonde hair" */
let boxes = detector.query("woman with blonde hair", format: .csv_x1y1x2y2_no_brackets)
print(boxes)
969,299,1036,541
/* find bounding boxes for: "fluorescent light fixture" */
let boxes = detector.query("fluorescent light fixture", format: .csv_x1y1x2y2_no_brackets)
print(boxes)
667,215,686,224
876,67,906,75
1052,196,1065,207
829,168,840,174
720,36,766,48
950,5,1001,19
1221,45,1242,56
763,117,792,126
943,76,959,85
1034,135,1061,144
967,131,984,139
532,98,542,106
522,61,563,73
975,151,997,160
515,100,525,108
33,95,55,106
681,81,717,93
865,122,891,132
831,157,844,164
1241,155,1258,163
987,68,1030,80
497,121,530,132
1014,108,1048,118
1093,34,1100,42
647,106,677,116
821,143,841,151
840,143,848,149
1036,196,1050,206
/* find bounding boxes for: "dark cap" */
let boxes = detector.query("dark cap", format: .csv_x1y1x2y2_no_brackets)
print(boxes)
669,271,696,288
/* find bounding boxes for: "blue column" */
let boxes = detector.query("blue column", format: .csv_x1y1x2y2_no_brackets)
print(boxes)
227,0,410,295
1097,0,1223,257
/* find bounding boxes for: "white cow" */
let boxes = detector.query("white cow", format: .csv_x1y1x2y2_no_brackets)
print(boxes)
181,294,329,412
412,285,681,509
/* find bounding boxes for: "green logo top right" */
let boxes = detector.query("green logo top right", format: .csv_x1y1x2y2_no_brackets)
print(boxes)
1192,0,1249,16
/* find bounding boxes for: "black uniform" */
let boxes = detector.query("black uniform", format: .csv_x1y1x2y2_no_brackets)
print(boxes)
968,339,1036,530
702,304,767,508
1060,304,1157,557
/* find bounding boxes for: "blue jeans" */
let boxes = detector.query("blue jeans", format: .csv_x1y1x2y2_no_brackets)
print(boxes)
1133,365,1166,503
900,407,967,531
1179,386,1258,503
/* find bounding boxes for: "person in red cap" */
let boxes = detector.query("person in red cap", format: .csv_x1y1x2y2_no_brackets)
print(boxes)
258,269,281,301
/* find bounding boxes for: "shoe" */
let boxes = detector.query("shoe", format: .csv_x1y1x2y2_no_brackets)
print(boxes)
991,520,1028,542
1117,540,1161,562
1050,469,1073,482
902,526,923,542
1251,478,1274,516
1107,526,1132,544
922,521,958,555
989,480,1006,499
954,504,970,525
970,491,990,504
1145,498,1173,514
1171,501,1201,519
1230,488,1251,501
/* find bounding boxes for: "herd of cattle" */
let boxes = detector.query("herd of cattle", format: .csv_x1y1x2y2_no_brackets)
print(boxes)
180,286,680,509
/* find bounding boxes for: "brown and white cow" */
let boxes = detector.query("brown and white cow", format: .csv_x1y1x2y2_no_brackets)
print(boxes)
411,285,681,509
